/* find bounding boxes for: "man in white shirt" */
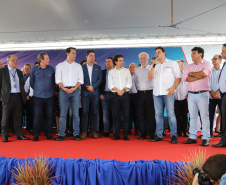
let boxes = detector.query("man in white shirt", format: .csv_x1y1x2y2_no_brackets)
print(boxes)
108,54,132,140
174,60,189,137
129,63,140,135
134,52,156,140
55,47,84,141
148,47,181,144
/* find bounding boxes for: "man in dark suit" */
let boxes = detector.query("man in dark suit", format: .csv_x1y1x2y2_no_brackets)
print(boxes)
0,55,30,142
81,50,102,139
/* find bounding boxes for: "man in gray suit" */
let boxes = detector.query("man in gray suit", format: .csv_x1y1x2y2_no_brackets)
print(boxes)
0,55,29,142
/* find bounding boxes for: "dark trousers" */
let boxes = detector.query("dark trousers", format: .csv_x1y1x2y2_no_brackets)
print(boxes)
112,92,130,137
1,94,24,137
129,94,140,133
0,101,2,132
24,99,33,131
137,90,156,137
220,94,226,144
175,99,188,134
32,96,54,137
81,93,99,133
101,92,113,133
209,98,222,136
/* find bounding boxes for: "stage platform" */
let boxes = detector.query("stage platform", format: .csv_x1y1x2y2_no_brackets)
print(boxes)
0,130,225,184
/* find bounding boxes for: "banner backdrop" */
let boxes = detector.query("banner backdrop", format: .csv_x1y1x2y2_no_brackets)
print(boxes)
0,47,186,69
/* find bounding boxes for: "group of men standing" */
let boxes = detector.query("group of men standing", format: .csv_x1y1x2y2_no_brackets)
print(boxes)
0,44,226,148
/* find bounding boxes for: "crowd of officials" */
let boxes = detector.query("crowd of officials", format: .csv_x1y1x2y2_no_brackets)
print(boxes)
0,44,226,148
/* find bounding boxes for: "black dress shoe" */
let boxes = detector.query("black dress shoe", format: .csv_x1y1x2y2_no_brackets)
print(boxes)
47,136,55,140
135,130,140,136
124,135,129,141
214,133,222,137
113,135,120,140
184,138,197,144
65,131,73,137
162,131,166,136
33,136,39,141
177,132,182,136
138,135,146,140
74,135,81,141
17,135,30,140
101,132,109,137
56,136,65,141
171,136,178,144
183,132,189,137
150,134,156,140
212,143,226,147
202,139,209,146
2,137,8,142
151,136,163,142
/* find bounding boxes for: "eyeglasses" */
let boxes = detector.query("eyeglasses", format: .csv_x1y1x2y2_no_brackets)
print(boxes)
211,58,219,61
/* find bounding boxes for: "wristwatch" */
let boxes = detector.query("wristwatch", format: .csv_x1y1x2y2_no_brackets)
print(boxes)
123,88,126,92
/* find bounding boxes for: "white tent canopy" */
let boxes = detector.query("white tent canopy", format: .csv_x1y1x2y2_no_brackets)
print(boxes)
0,0,226,50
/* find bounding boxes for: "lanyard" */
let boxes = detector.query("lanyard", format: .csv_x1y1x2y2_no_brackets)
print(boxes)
10,69,16,81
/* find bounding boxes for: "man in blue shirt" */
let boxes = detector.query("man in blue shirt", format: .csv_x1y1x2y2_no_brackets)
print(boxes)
23,63,31,83
30,53,55,141
213,43,226,147
22,63,33,134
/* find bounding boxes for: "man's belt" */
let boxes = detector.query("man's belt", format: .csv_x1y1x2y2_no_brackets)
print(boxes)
189,91,208,94
138,90,152,93
64,86,75,89
10,93,21,95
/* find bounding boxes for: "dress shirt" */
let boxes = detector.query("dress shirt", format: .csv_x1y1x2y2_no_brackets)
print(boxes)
104,70,111,92
87,63,93,85
23,74,29,83
134,64,154,90
8,66,20,93
108,67,132,92
219,61,226,93
153,58,181,96
24,76,34,97
55,60,84,87
30,65,55,98
129,74,137,94
209,67,221,99
174,71,188,100
220,173,226,185
183,60,212,92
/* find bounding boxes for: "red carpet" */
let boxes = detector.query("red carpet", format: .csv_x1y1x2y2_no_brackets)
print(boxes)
0,130,225,162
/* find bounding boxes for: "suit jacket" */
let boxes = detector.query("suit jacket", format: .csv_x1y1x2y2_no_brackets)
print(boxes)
100,69,107,95
0,67,26,104
81,64,102,96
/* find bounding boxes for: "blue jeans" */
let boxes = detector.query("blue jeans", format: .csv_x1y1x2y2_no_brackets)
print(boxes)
58,89,80,136
188,92,210,140
101,92,113,133
153,95,177,137
81,93,99,133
